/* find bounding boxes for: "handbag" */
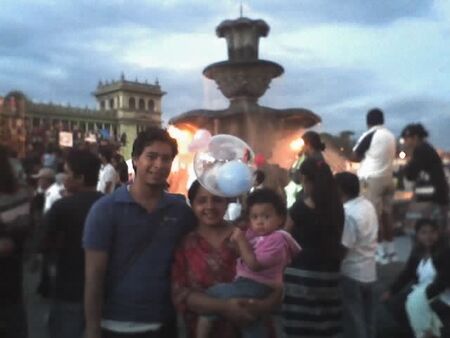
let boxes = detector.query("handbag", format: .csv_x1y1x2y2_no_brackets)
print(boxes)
414,171,435,201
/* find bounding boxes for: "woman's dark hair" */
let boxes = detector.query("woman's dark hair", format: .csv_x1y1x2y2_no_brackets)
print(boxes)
113,153,129,184
66,149,101,187
415,218,438,233
401,123,429,139
302,131,325,152
0,144,18,194
187,180,202,205
132,127,178,159
246,188,287,219
334,172,360,199
299,158,345,258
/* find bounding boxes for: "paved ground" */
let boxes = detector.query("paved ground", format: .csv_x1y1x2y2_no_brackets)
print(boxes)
23,234,413,338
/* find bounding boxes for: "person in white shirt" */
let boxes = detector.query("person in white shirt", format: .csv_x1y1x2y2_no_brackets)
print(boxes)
97,147,117,194
44,173,67,213
335,172,379,338
351,108,397,264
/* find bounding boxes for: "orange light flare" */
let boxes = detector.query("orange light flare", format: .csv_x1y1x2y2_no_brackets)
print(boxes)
167,124,197,195
290,137,304,152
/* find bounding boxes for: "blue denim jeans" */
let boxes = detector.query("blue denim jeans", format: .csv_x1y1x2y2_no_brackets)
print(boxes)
48,300,85,338
204,277,272,338
341,276,376,338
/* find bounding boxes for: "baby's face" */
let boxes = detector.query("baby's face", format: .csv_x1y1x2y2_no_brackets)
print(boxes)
248,203,283,236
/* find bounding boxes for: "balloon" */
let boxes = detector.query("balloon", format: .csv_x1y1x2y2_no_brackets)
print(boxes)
217,160,253,197
188,129,212,152
193,134,255,197
254,153,266,168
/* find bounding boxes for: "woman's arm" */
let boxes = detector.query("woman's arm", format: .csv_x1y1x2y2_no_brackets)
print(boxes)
389,251,420,294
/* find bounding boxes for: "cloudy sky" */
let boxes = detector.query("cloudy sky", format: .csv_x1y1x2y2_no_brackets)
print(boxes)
1,0,450,148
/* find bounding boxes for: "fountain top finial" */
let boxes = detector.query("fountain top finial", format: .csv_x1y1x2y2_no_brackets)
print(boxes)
216,17,270,61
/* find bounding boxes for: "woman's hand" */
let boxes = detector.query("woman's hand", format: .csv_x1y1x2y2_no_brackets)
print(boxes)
222,298,258,327
230,228,246,243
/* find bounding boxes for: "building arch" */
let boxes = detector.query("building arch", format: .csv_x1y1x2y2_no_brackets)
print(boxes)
148,99,155,112
129,97,136,109
138,98,145,110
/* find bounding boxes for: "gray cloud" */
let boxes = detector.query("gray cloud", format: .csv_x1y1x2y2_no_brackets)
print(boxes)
256,0,435,26
1,1,449,150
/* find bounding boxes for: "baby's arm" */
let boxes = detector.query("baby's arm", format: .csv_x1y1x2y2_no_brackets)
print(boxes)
230,228,262,271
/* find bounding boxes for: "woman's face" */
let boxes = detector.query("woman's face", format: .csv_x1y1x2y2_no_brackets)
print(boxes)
416,224,439,249
191,186,229,227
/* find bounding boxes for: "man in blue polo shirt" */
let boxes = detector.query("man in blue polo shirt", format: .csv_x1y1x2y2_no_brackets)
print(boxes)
83,128,195,338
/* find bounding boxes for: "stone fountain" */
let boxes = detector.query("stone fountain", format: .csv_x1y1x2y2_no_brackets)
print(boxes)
169,16,320,160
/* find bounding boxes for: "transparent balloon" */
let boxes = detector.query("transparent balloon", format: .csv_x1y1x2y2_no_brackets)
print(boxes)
188,129,212,152
193,134,256,197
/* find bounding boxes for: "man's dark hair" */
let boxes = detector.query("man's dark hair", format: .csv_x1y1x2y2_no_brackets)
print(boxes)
98,146,113,163
334,171,360,199
366,108,384,126
246,188,287,219
66,149,101,187
131,127,178,159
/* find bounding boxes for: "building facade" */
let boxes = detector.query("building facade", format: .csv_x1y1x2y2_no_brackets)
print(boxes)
0,75,164,158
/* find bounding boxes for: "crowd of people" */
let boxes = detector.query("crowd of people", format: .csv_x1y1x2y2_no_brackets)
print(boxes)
0,108,449,338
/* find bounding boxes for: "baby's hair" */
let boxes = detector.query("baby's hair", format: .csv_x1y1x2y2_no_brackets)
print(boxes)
246,188,287,218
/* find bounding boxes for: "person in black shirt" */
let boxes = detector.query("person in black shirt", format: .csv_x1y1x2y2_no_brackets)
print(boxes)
43,149,102,338
0,144,32,338
401,123,449,233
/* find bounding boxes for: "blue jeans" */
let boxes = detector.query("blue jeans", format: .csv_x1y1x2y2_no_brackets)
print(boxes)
341,276,376,338
48,300,84,338
204,277,272,338
0,302,28,338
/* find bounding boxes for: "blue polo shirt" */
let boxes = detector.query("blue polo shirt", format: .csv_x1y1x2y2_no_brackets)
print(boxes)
83,185,195,323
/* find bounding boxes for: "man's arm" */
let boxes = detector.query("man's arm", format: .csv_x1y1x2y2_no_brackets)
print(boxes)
85,249,108,338
350,130,375,163
104,181,114,194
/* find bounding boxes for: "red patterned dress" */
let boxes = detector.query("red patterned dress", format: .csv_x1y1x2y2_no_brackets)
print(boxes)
171,230,240,338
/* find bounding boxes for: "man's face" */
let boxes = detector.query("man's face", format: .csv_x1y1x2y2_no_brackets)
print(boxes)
63,162,81,194
133,141,174,187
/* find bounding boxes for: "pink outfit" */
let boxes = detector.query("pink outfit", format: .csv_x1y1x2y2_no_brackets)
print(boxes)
236,229,301,285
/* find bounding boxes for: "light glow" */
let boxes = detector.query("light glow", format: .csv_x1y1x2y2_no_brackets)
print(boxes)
290,138,304,152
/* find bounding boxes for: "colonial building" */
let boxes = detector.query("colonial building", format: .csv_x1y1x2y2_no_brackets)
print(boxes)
0,74,164,158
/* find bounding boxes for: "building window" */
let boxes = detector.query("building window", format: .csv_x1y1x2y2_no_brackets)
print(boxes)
32,118,40,127
139,98,145,110
148,100,155,112
129,97,136,109
109,98,114,109
100,100,105,110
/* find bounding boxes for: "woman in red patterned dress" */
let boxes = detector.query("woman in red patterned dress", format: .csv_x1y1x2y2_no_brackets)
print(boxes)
171,180,278,338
